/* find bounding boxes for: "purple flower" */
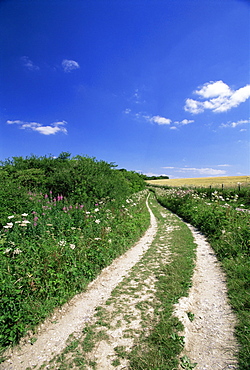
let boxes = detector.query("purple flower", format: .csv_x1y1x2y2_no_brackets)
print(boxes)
34,216,39,221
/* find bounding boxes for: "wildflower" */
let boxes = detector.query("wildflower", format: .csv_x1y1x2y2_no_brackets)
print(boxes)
94,238,101,240
7,215,15,219
34,223,37,227
95,219,101,224
13,248,22,255
105,227,111,233
46,224,53,226
94,208,99,212
15,220,21,224
22,213,28,217
86,211,91,215
69,244,76,250
22,220,31,224
34,216,39,222
3,224,12,229
3,248,11,254
58,240,66,246
44,194,48,199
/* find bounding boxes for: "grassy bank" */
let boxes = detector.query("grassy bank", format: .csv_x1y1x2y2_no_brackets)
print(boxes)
0,154,148,356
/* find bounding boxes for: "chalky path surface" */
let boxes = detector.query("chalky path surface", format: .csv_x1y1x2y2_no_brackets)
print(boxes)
1,195,238,369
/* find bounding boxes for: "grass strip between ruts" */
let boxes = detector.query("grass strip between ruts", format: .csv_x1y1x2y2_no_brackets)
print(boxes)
127,193,196,369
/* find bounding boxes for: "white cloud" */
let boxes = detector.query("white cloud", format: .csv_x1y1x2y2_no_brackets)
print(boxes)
185,81,250,114
220,119,250,128
162,166,226,176
62,59,80,72
180,167,226,175
174,119,194,125
195,80,232,98
6,120,67,135
21,56,40,71
150,115,171,125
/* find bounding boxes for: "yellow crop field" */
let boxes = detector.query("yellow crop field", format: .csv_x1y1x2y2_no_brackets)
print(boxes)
146,175,250,188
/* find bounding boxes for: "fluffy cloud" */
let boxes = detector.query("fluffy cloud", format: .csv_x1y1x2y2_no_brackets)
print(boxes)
185,81,250,114
21,56,39,71
62,59,80,72
220,119,250,128
7,120,67,135
162,166,226,175
150,115,172,125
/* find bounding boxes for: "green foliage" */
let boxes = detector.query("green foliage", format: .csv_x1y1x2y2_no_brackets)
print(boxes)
0,154,148,352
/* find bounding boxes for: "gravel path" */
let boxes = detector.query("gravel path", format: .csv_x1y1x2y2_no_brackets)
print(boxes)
1,195,238,369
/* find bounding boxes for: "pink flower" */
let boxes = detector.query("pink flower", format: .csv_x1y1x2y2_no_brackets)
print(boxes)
44,194,48,199
34,216,39,221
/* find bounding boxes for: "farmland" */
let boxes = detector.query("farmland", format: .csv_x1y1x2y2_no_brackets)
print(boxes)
147,175,250,189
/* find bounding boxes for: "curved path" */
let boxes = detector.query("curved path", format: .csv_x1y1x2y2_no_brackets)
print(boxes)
1,194,238,369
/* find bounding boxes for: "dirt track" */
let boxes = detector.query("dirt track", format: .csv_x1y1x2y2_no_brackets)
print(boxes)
1,194,238,369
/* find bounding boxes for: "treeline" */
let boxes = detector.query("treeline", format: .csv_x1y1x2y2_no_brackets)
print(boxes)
0,152,146,227
139,174,169,180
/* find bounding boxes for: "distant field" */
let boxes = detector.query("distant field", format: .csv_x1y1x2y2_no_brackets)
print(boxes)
146,176,250,188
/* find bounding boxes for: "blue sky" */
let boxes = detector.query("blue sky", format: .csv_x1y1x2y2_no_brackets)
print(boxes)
0,0,249,178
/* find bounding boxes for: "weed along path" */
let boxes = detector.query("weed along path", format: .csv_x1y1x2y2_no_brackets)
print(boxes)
1,194,238,370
